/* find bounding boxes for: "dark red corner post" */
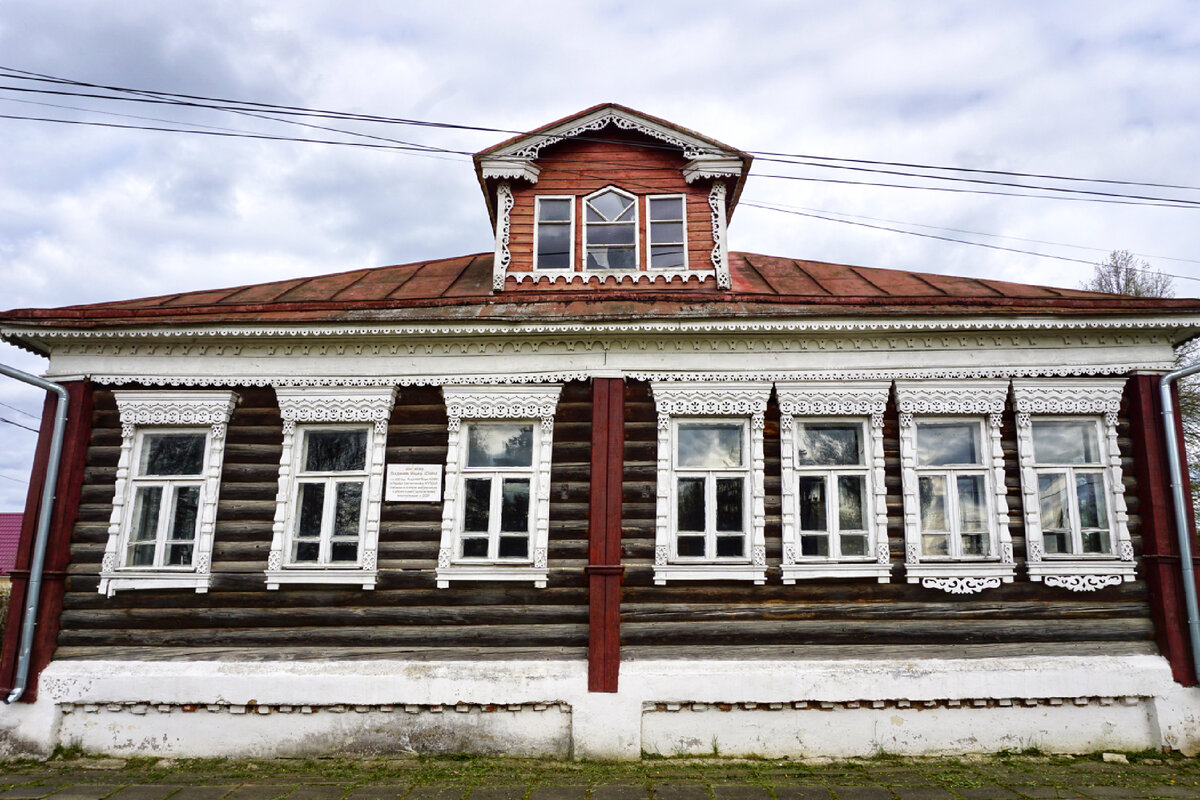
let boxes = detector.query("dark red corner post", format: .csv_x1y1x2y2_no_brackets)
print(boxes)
0,380,93,701
1127,374,1200,686
585,378,625,692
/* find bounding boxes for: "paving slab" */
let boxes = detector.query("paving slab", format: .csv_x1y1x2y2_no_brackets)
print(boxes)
0,787,69,799
222,787,296,800
954,787,1025,799
528,787,586,800
464,788,525,800
0,778,49,787
1012,789,1087,799
654,786,711,800
829,787,892,800
404,789,467,800
167,788,235,800
106,787,183,800
772,788,834,800
48,786,125,800
286,788,347,800
591,787,648,800
342,787,410,800
712,786,772,799
891,788,956,800
1144,786,1200,798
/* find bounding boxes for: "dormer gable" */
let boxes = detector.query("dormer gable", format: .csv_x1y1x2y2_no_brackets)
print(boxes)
473,104,752,290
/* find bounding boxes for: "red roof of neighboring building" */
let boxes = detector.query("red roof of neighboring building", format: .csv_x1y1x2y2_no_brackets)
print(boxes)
0,513,22,575
3,253,1200,342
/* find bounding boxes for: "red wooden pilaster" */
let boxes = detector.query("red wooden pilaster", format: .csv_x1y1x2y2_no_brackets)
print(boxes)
0,380,93,701
1127,374,1200,686
586,377,624,692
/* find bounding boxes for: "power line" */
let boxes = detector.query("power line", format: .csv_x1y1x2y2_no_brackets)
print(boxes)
0,400,39,420
1,417,39,433
0,473,29,485
744,201,1200,283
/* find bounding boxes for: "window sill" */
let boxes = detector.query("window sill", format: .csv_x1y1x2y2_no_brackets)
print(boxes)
782,561,892,584
98,571,211,597
653,564,767,586
1028,560,1135,591
904,561,1016,594
265,568,377,590
436,565,548,589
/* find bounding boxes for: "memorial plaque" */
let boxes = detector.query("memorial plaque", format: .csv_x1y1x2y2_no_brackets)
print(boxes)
385,464,443,502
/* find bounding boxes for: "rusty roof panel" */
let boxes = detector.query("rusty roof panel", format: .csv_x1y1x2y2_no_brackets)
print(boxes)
270,271,374,303
221,277,314,305
796,260,887,297
849,266,941,296
912,272,1003,298
742,255,831,296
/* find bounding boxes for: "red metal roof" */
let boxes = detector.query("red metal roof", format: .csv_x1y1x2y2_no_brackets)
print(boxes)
3,253,1199,337
0,513,21,575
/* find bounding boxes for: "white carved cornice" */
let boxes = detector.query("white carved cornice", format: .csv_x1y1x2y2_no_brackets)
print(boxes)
776,381,890,427
478,158,540,184
894,380,1009,420
1011,378,1125,427
113,390,238,437
442,385,563,423
684,156,746,183
651,381,772,423
274,385,398,433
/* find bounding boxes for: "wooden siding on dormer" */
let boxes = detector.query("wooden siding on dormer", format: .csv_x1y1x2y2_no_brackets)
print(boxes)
505,129,716,274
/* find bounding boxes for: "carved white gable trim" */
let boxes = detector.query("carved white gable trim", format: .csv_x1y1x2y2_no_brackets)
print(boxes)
437,384,563,589
650,381,772,585
266,385,397,590
1011,379,1134,589
894,380,1016,593
492,181,514,291
708,183,731,289
684,156,745,184
776,381,892,584
100,390,238,596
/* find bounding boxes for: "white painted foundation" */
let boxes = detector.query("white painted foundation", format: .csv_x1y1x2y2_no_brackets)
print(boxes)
1,654,1197,759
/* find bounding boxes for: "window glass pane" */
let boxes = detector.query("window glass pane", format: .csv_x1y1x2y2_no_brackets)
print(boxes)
677,535,706,557
461,537,488,558
296,483,325,539
331,542,358,562
586,246,636,269
916,423,980,466
166,544,193,566
797,423,863,466
961,533,986,556
589,190,631,221
678,425,743,468
649,197,683,220
798,476,827,532
536,224,571,269
537,198,571,222
1082,530,1111,554
168,485,200,542
467,424,533,468
1032,420,1100,464
1038,473,1069,531
498,536,528,558
715,536,743,557
676,477,705,532
650,246,685,269
1076,473,1109,530
1043,529,1069,554
130,486,162,542
140,433,206,476
801,534,829,557
956,475,987,532
500,479,531,533
293,541,319,563
304,430,368,472
333,482,363,538
918,475,947,531
922,534,949,556
650,221,683,244
615,205,635,222
837,475,866,530
588,224,636,246
463,478,492,532
715,477,743,532
840,534,868,557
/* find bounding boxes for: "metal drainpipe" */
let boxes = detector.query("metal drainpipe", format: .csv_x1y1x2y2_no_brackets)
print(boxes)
0,364,68,705
1159,362,1200,681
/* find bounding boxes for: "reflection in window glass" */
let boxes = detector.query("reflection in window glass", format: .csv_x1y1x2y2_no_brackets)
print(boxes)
797,424,862,466
467,424,533,468
916,423,980,466
536,197,572,270
585,189,636,270
838,475,865,530
678,425,743,468
677,477,705,532
141,433,206,476
648,196,685,269
304,430,368,472
1032,420,1100,464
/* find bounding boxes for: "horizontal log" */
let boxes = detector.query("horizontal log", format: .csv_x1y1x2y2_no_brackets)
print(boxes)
54,645,588,661
621,600,1149,623
63,586,588,610
623,641,1159,661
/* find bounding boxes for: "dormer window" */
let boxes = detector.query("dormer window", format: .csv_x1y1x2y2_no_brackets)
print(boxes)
534,197,573,270
648,195,686,269
584,188,637,270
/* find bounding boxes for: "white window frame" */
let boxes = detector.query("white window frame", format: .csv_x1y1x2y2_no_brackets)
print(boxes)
100,390,237,596
1012,379,1134,590
651,382,772,585
583,186,639,271
266,385,396,590
895,380,1015,594
646,194,688,270
777,381,891,583
437,385,562,588
533,195,575,272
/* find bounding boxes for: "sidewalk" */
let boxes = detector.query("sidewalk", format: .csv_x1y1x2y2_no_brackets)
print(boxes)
1,753,1198,800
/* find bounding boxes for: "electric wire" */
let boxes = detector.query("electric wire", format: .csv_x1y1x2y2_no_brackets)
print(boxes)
0,417,39,433
0,401,39,420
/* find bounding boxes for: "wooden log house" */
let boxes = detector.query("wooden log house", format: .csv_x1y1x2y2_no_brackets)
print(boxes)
2,104,1200,758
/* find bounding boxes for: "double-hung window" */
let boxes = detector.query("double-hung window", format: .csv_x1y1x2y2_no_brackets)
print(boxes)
647,195,686,269
584,187,637,270
1012,379,1134,590
777,381,891,582
651,382,771,585
895,380,1015,593
267,385,396,590
437,385,562,588
534,196,573,270
100,390,237,596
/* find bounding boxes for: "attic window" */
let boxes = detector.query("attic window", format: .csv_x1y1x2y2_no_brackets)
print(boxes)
584,188,637,270
648,195,686,268
534,196,573,270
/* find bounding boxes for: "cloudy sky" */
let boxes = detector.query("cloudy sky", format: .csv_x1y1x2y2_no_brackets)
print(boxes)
1,1,1199,509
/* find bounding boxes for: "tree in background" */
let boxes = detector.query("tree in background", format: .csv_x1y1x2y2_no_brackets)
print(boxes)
1082,251,1199,523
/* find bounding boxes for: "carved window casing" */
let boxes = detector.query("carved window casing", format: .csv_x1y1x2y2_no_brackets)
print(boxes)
777,382,891,583
266,386,396,590
100,390,237,596
651,382,772,585
1012,379,1134,591
437,385,562,588
895,380,1016,594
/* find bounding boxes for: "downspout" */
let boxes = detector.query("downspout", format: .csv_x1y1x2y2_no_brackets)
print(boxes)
0,364,68,704
1159,362,1200,681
